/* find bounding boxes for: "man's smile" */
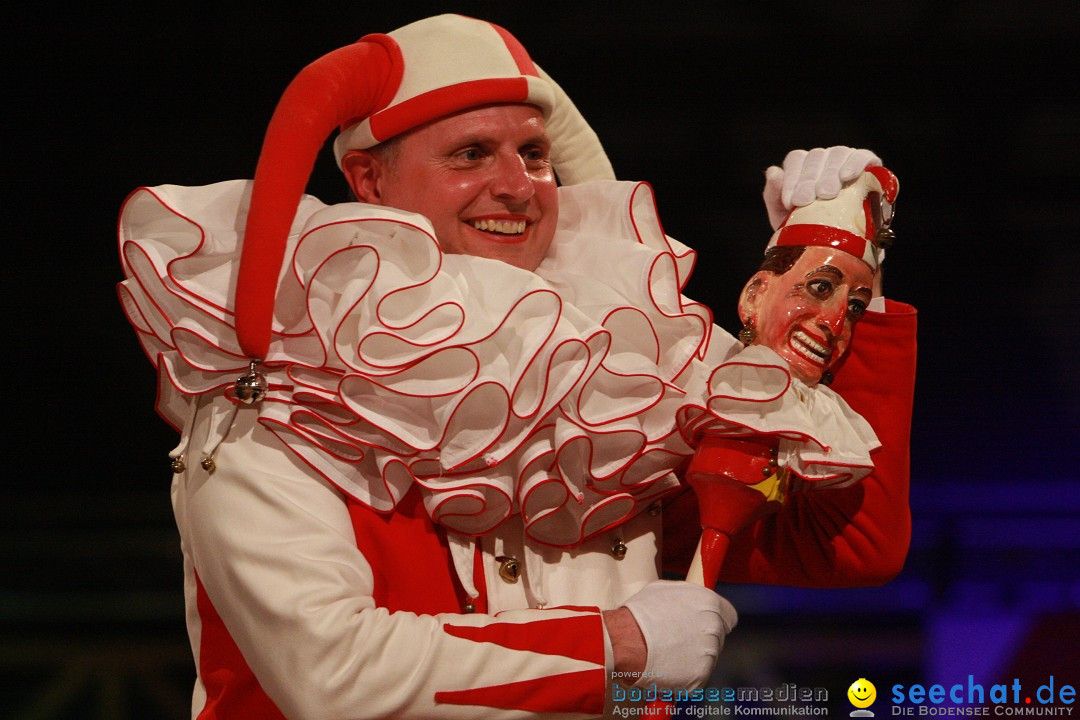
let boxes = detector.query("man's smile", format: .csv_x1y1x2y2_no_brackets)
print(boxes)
466,214,532,243
468,217,527,235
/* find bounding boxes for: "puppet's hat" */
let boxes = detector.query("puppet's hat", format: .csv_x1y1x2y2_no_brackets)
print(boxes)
766,165,899,271
233,14,612,362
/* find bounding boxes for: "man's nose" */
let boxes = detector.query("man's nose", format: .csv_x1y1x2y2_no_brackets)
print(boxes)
489,153,535,203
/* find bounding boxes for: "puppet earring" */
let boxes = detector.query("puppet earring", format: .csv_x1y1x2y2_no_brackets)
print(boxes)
738,320,757,346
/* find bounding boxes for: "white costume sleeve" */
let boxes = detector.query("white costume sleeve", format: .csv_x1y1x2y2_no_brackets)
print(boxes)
174,398,608,720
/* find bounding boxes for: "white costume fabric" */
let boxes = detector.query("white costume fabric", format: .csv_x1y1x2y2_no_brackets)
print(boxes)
174,392,657,718
118,180,880,718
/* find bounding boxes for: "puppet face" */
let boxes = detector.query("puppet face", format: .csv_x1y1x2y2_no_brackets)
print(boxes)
740,246,875,385
343,104,558,272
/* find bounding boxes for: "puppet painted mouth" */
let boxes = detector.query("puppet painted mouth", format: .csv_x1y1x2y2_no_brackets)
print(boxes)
790,330,832,365
469,218,527,235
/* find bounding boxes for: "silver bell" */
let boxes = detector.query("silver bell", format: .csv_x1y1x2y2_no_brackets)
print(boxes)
235,360,268,404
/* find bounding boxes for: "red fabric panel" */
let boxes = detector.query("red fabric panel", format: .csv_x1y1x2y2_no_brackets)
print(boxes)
237,39,396,359
338,33,404,130
347,486,485,614
487,22,540,76
369,78,530,143
194,574,287,719
435,670,605,714
443,612,604,665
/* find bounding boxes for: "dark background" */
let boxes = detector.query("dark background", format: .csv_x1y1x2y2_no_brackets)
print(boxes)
5,2,1078,717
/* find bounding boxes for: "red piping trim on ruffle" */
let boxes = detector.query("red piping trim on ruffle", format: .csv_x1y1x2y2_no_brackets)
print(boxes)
707,359,793,403
119,182,722,547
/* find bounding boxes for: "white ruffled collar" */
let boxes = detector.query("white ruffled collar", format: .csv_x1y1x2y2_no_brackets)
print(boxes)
118,178,879,550
119,179,715,547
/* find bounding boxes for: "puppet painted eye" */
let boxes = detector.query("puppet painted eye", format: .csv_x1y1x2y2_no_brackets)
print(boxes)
807,278,834,298
848,297,868,321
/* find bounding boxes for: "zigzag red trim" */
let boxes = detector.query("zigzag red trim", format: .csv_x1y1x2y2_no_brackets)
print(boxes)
442,612,604,665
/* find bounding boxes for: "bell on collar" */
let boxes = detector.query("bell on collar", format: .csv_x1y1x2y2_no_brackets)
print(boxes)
235,360,268,404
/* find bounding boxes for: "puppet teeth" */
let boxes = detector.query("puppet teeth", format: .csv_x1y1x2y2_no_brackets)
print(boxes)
792,331,831,361
470,219,526,234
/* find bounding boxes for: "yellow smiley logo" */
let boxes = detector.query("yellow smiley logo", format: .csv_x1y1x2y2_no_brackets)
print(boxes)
848,678,877,708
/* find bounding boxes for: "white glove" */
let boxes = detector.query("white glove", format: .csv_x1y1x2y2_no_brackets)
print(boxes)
621,580,737,691
763,146,882,230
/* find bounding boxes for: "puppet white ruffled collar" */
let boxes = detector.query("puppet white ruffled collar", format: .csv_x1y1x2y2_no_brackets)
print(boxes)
677,343,881,489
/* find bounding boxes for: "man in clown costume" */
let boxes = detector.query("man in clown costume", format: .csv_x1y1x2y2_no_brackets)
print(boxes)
117,14,916,720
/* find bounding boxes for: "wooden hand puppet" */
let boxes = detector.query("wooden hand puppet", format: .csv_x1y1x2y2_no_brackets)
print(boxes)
685,166,899,588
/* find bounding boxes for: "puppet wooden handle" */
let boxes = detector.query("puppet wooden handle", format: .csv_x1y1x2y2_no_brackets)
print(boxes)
646,437,782,716
687,528,734,588
687,434,785,586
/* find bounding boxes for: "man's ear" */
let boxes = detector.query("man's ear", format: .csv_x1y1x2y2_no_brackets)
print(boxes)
738,273,769,325
341,150,384,204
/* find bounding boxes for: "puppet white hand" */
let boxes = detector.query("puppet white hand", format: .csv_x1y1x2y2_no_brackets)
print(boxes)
621,580,737,690
763,146,882,230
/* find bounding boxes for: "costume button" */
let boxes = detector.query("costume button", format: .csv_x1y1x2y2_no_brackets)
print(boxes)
611,539,627,560
497,556,521,583
648,503,662,517
170,455,186,474
463,600,476,613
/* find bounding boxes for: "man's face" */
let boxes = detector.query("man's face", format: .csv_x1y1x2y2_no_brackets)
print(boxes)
741,246,874,385
346,104,558,272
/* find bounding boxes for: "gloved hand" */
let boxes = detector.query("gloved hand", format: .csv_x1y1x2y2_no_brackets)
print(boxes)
619,580,737,691
763,146,882,230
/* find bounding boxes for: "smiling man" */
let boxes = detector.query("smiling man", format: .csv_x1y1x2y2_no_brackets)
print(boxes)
117,13,917,720
341,104,560,271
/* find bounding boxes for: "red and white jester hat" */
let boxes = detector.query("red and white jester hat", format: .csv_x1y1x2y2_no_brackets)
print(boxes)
331,16,551,158
234,14,613,362
767,165,899,271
